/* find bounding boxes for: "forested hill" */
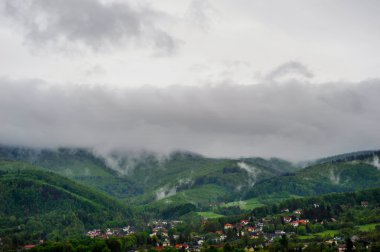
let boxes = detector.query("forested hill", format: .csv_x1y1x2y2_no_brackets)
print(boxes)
0,158,133,242
0,145,298,207
251,187,380,219
2,144,380,219
0,146,141,200
244,154,380,200
312,150,380,166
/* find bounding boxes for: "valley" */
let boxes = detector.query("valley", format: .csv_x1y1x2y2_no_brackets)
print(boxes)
1,146,380,251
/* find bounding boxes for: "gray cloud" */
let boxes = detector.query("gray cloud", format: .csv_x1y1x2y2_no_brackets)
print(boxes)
1,0,179,54
1,77,380,161
266,61,314,82
185,0,216,31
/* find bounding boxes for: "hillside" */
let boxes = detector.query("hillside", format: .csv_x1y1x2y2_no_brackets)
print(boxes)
3,145,380,220
0,158,133,242
244,153,380,200
0,146,142,200
0,145,298,209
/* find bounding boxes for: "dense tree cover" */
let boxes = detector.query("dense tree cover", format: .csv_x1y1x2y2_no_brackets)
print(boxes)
0,145,297,209
0,147,142,199
0,161,133,246
1,146,380,251
251,187,380,218
314,150,380,165
244,162,380,200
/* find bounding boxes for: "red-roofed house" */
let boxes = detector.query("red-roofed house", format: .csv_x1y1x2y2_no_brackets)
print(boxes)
175,244,189,250
224,223,234,229
23,245,36,250
290,221,299,227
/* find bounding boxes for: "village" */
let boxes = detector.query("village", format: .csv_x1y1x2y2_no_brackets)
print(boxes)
83,203,353,252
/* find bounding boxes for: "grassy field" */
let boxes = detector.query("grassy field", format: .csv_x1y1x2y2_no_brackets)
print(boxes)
222,194,303,210
298,230,339,240
298,224,380,240
222,198,265,210
197,212,225,219
147,184,229,210
357,223,379,231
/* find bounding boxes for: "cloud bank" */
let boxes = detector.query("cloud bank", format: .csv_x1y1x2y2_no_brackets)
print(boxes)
1,0,178,54
1,77,380,161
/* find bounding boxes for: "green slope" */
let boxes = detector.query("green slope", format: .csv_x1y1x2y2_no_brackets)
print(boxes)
244,154,380,200
0,158,133,242
0,146,142,200
0,146,298,209
127,152,299,210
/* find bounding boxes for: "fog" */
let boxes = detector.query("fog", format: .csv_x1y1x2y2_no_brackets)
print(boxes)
1,76,380,161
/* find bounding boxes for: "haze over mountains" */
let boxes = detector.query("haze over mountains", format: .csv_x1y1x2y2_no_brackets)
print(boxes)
2,79,380,161
1,145,380,211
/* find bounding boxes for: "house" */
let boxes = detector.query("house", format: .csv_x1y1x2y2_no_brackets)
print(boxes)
224,223,234,229
293,209,302,215
150,232,157,237
361,201,368,207
290,220,308,227
247,226,255,232
23,245,36,250
338,244,346,252
106,228,113,236
241,220,249,226
325,239,335,245
216,230,223,235
175,244,189,250
283,216,292,223
282,209,289,213
290,221,299,227
275,230,286,236
87,229,101,238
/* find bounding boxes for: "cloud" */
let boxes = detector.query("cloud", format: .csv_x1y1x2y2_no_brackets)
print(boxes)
1,77,380,161
265,61,314,82
1,0,179,54
185,0,217,31
237,162,259,187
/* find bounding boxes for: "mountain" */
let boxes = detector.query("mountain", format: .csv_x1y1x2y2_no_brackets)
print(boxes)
3,144,380,219
244,151,380,200
0,158,133,242
0,146,142,200
0,145,298,210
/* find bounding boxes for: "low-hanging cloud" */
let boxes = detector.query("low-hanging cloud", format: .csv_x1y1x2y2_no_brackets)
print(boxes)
1,77,380,161
265,61,314,82
1,0,179,54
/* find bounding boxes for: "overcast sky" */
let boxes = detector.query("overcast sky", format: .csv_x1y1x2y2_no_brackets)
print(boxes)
1,0,380,161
